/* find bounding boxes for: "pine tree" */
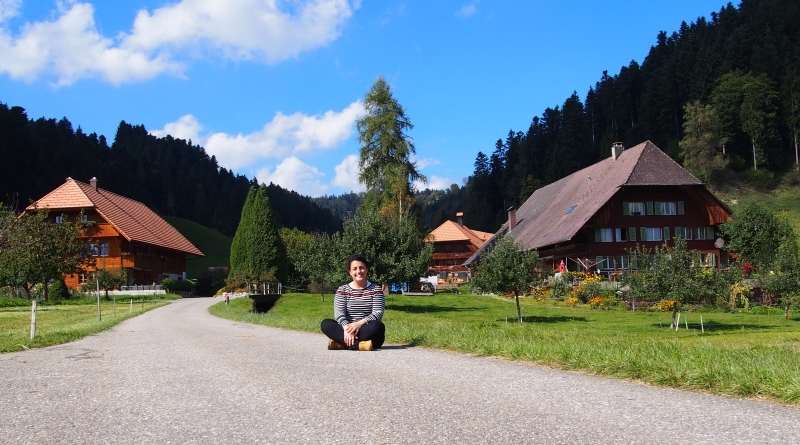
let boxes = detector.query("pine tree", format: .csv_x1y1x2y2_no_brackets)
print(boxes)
229,185,288,285
356,76,424,218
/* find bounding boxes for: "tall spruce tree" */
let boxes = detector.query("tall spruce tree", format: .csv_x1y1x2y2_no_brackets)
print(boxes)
229,185,288,284
357,76,425,218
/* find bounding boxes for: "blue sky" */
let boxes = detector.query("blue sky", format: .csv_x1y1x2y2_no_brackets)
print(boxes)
1,0,728,197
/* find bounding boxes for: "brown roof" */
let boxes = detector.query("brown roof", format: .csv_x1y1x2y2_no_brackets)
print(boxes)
466,141,707,264
29,178,204,256
427,220,492,247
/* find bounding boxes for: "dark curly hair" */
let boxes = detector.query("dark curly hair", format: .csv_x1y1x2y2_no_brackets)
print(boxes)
346,254,369,272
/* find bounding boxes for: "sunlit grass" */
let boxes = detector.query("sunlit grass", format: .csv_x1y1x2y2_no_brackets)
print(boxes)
0,296,174,353
210,293,800,404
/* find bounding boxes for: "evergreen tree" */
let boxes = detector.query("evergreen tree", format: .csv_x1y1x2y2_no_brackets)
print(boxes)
679,100,726,182
356,76,424,218
229,185,288,284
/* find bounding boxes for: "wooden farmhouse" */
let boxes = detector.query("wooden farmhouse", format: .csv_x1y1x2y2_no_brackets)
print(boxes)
28,177,204,288
465,141,732,276
426,212,492,282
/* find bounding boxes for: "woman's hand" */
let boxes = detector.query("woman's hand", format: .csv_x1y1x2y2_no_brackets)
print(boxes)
343,330,356,347
343,320,366,346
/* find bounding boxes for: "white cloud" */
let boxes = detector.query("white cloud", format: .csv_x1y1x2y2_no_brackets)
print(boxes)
332,154,364,193
150,101,363,171
456,1,479,19
0,0,21,22
123,0,355,63
150,114,202,141
0,1,180,85
415,175,452,191
414,156,441,170
0,0,357,85
255,156,329,197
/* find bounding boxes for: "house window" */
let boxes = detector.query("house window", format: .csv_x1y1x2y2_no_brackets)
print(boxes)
615,255,630,269
660,202,677,215
674,227,692,240
438,272,447,280
641,227,662,241
595,228,613,242
54,215,63,223
615,228,628,242
702,253,717,267
693,227,714,240
90,243,109,257
80,214,88,222
624,202,645,216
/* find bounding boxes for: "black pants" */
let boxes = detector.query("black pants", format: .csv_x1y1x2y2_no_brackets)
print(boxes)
320,319,385,349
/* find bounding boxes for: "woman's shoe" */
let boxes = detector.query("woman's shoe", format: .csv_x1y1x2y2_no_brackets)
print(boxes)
327,339,346,350
358,340,374,351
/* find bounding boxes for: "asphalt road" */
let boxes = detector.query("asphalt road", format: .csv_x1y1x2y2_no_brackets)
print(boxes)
1,297,798,445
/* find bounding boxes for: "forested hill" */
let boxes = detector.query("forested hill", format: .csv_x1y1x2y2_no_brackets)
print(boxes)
444,0,800,233
0,107,342,237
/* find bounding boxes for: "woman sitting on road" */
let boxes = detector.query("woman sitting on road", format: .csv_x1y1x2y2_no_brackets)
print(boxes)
320,254,385,351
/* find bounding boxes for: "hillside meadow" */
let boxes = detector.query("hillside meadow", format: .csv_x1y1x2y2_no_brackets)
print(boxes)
210,292,800,405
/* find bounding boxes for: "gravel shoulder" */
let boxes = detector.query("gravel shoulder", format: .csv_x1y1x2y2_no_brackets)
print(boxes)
0,297,797,445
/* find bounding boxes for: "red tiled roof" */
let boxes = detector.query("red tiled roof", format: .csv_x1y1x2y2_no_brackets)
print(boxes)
466,141,712,264
427,220,492,247
28,179,204,256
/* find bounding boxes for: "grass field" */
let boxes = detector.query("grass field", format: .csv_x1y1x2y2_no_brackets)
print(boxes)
711,177,800,236
0,296,173,353
163,216,232,279
210,293,800,404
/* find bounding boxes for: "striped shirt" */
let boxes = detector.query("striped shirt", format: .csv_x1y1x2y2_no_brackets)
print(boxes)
334,282,385,326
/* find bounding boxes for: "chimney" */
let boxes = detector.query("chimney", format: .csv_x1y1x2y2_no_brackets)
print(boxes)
507,206,517,230
456,212,464,227
612,142,624,161
90,177,98,191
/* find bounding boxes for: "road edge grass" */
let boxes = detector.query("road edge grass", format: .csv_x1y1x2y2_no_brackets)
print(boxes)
0,297,175,353
208,293,800,406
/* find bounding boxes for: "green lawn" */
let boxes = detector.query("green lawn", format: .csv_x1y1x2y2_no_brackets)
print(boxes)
0,296,172,353
163,216,232,279
711,179,800,237
210,293,800,404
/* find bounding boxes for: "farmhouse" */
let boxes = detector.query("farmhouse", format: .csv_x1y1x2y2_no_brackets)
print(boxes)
465,141,731,275
28,177,204,288
426,212,492,282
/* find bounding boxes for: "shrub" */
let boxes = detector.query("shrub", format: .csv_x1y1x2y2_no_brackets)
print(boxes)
48,279,71,300
161,278,195,293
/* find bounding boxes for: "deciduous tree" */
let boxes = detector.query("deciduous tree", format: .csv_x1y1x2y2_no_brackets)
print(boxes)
0,207,94,299
470,235,540,322
719,203,794,272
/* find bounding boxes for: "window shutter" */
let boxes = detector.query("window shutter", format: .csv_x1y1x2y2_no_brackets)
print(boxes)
596,256,604,269
663,227,670,241
675,226,682,239
595,228,601,242
707,226,714,240
640,227,647,241
628,227,636,241
654,201,661,215
646,201,654,215
631,256,638,269
623,202,629,216
677,201,685,215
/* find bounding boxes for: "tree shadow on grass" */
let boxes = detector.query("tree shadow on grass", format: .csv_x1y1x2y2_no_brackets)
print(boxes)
389,304,480,314
650,320,778,331
381,337,424,350
500,315,590,323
